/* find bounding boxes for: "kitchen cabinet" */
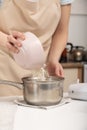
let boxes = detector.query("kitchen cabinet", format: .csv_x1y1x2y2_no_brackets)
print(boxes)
62,62,84,92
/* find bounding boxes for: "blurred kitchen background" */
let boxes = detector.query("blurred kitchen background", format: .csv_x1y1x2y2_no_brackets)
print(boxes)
61,0,87,63
0,0,2,6
59,0,87,91
68,0,87,48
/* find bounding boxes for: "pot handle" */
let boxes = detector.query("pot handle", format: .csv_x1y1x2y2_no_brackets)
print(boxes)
0,79,23,89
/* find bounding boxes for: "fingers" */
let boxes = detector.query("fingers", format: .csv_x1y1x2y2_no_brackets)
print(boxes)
7,35,21,53
46,62,64,77
6,41,19,53
55,64,64,77
7,31,25,53
11,31,25,40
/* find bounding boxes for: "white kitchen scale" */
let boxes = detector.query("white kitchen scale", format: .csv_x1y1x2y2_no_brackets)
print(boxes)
68,83,87,101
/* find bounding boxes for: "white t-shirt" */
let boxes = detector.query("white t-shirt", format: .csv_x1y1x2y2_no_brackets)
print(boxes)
26,0,74,4
60,0,74,5
0,0,74,5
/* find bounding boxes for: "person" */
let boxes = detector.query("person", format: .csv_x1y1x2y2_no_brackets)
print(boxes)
0,0,73,96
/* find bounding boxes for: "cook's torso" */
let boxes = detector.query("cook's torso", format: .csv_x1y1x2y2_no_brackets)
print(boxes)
0,0,61,96
0,0,61,48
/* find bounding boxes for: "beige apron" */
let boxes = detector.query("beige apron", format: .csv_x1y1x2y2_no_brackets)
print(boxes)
0,0,61,96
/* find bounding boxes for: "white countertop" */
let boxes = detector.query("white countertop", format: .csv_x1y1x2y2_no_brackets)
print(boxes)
0,95,87,130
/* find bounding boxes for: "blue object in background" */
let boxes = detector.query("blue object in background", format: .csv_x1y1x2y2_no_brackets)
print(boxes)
60,0,74,5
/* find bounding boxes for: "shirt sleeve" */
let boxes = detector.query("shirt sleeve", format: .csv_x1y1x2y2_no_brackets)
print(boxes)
60,0,74,5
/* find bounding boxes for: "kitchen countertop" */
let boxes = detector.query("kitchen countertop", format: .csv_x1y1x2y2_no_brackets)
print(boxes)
61,62,84,68
0,94,87,130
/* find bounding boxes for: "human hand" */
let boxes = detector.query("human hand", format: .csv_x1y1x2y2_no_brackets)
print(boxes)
46,60,64,77
7,31,25,53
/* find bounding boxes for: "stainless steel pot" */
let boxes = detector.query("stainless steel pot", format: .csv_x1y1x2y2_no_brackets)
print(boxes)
0,76,64,106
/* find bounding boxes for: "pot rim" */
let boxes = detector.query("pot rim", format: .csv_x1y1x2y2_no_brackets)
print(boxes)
22,76,64,83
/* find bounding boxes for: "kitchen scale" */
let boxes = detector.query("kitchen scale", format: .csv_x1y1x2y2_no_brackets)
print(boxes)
68,83,87,101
